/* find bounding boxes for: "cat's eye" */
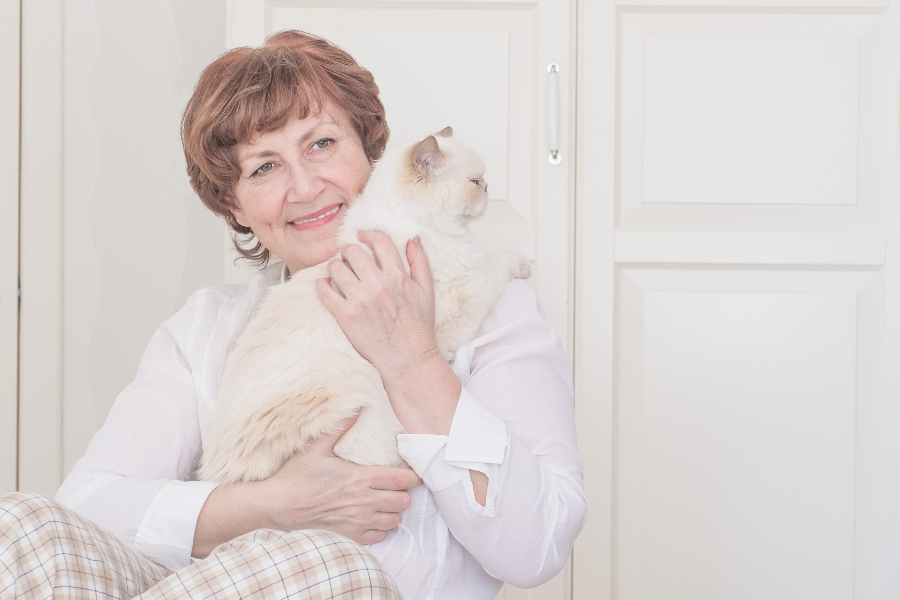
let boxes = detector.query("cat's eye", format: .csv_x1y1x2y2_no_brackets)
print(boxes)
471,178,481,185
254,162,274,176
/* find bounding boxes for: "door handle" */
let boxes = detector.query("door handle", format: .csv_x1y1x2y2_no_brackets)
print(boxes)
548,62,561,165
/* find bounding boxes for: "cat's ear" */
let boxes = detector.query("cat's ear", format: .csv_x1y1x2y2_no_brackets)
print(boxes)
413,135,445,174
436,126,453,138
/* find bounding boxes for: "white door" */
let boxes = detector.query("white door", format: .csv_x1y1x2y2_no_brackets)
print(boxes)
576,1,900,598
0,0,21,492
227,2,575,598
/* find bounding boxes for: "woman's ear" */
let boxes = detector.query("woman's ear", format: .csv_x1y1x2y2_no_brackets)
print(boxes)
226,197,249,228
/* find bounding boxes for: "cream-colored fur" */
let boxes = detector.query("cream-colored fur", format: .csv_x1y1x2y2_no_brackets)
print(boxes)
200,130,529,484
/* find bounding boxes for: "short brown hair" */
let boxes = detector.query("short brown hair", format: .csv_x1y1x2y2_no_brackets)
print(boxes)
182,30,389,266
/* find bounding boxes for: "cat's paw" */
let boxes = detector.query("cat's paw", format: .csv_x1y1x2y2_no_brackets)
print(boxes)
513,257,532,280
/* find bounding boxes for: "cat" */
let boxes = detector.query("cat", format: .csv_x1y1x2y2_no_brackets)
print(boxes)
199,127,530,484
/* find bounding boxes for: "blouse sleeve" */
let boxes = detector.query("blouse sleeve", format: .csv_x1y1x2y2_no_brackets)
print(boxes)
55,289,222,571
396,279,587,588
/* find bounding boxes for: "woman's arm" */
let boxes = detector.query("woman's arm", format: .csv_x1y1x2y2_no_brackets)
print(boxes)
405,281,585,587
318,232,586,586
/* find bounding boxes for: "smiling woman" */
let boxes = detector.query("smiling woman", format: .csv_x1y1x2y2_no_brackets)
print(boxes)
0,30,585,600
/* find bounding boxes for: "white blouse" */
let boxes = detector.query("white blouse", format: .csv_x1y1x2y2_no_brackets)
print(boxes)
55,266,586,600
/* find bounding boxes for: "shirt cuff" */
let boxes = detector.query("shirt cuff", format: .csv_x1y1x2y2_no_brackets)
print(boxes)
133,480,219,570
397,387,509,515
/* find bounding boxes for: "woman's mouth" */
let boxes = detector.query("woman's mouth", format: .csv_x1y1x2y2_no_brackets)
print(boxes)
289,204,342,230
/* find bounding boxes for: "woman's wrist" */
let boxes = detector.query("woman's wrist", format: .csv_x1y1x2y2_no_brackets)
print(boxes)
382,353,462,436
192,480,272,559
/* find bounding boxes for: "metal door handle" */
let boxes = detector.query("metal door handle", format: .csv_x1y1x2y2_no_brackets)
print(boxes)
548,62,561,165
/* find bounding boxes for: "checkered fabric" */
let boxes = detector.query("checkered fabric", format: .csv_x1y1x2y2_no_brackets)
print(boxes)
0,492,404,600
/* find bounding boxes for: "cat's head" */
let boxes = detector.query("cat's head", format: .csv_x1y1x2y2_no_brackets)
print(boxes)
399,127,489,226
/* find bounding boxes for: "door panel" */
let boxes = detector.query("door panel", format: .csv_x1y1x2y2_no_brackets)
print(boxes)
618,268,882,599
619,11,888,231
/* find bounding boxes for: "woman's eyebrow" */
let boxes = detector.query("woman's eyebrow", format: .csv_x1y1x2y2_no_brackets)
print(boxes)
240,149,277,163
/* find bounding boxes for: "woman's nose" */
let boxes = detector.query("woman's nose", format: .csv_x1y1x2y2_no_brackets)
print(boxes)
285,162,325,204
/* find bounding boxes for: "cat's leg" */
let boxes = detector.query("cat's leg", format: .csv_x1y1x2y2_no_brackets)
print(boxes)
487,250,531,282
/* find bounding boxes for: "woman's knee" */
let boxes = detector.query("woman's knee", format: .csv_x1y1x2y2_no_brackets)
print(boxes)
210,528,403,598
0,492,67,529
0,492,86,549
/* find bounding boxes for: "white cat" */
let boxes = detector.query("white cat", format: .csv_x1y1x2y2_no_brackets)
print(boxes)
200,128,529,484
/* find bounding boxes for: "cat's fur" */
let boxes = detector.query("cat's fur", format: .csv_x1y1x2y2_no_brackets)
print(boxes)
200,128,529,484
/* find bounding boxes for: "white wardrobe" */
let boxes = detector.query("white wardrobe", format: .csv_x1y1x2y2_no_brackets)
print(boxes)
2,1,899,598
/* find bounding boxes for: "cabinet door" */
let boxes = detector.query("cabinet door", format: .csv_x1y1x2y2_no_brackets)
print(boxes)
227,2,575,598
576,1,900,599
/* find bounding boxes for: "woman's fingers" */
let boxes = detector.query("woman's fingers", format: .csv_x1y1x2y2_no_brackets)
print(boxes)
339,243,379,283
357,529,388,545
316,276,345,310
366,466,422,493
358,230,405,273
327,257,361,295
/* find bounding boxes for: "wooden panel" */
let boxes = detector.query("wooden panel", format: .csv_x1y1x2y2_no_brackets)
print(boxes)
0,0,21,493
619,11,888,232
643,34,859,206
18,0,64,496
614,232,886,265
617,268,884,600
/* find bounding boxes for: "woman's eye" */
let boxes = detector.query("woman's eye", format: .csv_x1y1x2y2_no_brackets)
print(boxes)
313,138,333,150
254,162,274,176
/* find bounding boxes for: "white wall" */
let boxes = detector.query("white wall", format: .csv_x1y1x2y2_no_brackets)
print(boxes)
18,0,229,494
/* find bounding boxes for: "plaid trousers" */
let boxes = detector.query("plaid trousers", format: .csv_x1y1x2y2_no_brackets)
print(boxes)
0,492,404,599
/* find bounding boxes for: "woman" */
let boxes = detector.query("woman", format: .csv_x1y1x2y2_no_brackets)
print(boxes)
0,31,585,599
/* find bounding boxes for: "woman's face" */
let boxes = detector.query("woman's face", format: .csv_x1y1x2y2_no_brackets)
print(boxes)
229,104,372,274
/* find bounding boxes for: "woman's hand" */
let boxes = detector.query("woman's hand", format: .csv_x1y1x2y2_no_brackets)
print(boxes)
192,416,421,558
317,231,438,380
316,231,462,436
316,232,489,506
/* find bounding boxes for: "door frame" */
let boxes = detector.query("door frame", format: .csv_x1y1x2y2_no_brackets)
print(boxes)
17,0,65,496
573,1,615,598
